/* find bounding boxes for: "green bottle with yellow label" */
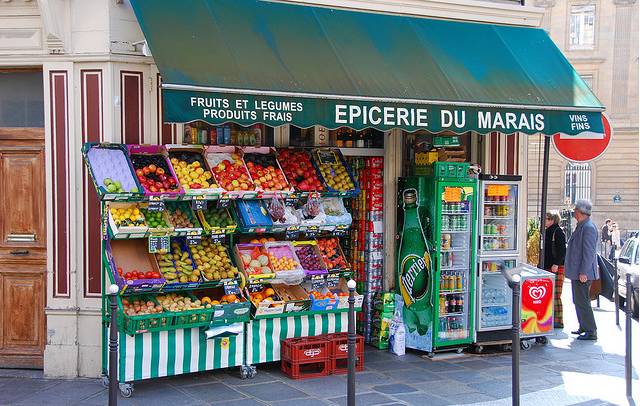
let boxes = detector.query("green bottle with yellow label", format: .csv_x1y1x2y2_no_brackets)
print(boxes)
397,188,433,336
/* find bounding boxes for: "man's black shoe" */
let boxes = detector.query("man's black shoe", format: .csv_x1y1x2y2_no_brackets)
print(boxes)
571,329,584,335
576,333,597,341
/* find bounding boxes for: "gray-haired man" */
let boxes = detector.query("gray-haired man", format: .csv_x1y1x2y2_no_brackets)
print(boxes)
564,199,598,340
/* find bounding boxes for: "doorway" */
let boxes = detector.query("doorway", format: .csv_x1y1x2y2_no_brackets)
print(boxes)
0,69,46,369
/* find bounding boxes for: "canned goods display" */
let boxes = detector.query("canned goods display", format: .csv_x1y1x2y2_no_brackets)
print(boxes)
346,156,386,340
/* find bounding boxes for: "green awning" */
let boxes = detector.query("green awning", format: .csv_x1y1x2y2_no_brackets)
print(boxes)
131,0,605,136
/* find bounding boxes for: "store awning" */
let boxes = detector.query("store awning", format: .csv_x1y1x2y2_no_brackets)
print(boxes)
131,0,605,136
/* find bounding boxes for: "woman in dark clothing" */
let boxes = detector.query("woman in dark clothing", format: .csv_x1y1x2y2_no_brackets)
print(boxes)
544,210,567,328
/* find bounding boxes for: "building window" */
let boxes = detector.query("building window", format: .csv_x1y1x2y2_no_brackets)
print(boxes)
569,5,596,50
564,162,591,204
580,74,594,91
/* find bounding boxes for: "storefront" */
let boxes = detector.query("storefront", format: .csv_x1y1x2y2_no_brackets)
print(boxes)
68,0,608,391
0,0,606,381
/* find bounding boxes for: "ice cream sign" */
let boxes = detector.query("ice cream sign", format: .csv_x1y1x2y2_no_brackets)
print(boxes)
528,285,547,303
521,278,554,335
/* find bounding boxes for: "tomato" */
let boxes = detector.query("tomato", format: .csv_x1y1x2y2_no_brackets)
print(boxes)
151,272,161,279
124,272,132,279
145,271,154,279
117,267,123,275
137,271,145,278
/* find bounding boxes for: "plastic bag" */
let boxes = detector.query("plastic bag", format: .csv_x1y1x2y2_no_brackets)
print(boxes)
303,193,322,218
267,196,286,223
389,301,406,356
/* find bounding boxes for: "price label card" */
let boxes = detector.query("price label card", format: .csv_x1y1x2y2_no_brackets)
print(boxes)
186,235,202,246
487,184,510,197
147,200,165,212
148,235,170,253
247,283,264,293
102,205,109,240
305,226,320,238
191,198,207,211
311,274,326,290
326,273,340,288
217,198,231,208
443,187,462,202
317,150,338,165
284,193,299,206
223,280,241,295
285,226,299,240
211,232,226,244
334,224,349,237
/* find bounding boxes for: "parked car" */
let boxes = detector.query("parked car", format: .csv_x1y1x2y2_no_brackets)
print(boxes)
617,237,639,319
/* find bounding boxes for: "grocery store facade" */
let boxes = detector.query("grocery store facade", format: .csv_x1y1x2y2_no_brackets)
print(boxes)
0,0,582,378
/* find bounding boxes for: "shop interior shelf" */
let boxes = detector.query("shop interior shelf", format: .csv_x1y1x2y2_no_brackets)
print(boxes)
483,201,514,205
441,211,470,215
440,312,465,317
440,248,468,252
440,229,469,233
439,290,467,295
483,216,512,220
440,267,469,271
482,303,510,307
481,234,512,237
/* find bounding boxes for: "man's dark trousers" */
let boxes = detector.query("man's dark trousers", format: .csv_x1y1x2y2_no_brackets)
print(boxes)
571,280,597,334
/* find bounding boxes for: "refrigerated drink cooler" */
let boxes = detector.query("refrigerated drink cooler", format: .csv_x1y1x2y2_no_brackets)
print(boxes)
474,175,521,349
398,162,478,356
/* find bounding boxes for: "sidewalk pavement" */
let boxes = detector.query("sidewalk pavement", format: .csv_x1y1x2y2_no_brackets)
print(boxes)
0,281,638,406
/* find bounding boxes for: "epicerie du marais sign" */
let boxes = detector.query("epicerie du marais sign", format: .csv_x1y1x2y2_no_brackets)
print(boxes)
163,89,605,136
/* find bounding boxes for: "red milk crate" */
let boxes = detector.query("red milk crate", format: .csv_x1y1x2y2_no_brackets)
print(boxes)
327,333,365,374
281,337,329,363
281,357,331,380
281,336,331,380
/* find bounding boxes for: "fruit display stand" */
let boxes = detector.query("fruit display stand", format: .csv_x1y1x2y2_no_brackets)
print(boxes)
82,142,364,393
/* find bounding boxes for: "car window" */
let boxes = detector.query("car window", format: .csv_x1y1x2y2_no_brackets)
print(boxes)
620,240,635,260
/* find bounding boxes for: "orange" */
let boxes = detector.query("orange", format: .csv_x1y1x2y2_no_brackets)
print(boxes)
264,288,275,297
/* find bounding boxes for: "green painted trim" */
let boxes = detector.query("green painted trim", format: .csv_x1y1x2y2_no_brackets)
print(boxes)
253,308,361,320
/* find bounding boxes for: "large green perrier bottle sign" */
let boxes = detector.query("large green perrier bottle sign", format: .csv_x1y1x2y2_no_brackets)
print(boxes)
397,189,433,336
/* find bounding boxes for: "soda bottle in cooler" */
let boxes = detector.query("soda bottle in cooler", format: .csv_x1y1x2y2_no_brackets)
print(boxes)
397,189,433,336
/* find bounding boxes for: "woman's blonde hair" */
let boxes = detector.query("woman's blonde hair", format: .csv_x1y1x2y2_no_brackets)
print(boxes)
546,210,560,225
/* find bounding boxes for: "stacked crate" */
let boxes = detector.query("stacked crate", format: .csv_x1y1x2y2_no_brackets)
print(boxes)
370,292,395,350
280,334,364,379
346,157,384,343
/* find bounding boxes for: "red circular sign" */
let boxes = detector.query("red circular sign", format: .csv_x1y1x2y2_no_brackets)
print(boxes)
552,113,612,162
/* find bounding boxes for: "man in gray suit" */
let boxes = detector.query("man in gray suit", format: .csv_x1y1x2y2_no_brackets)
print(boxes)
565,199,599,340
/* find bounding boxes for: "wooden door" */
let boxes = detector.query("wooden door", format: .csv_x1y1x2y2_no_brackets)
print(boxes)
0,128,46,369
